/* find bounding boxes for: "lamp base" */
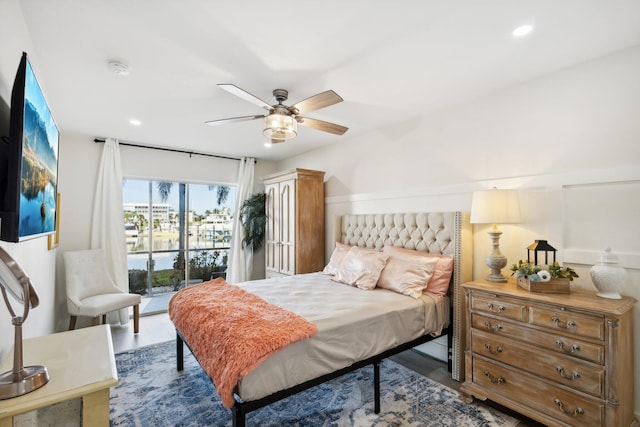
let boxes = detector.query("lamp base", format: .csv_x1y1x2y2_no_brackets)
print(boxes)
0,365,49,399
485,273,508,283
483,227,509,283
485,254,508,283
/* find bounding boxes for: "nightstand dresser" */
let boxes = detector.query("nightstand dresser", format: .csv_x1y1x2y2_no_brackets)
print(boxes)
461,279,637,427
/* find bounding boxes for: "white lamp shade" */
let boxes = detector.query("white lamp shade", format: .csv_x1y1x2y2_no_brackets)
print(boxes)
470,188,521,225
263,113,297,141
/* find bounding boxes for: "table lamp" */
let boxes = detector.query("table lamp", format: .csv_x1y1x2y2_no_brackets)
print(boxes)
470,188,521,282
0,247,49,399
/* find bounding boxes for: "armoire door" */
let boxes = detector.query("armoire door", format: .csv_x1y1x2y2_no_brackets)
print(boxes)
264,182,279,274
278,178,296,275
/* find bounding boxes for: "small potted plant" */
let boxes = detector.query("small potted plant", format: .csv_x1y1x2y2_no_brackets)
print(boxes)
510,260,578,293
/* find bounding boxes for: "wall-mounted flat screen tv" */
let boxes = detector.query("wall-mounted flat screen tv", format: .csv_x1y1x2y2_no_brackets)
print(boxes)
0,52,59,242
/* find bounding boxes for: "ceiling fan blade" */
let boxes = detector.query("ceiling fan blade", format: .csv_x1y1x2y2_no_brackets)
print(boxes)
297,117,348,135
289,90,343,115
218,84,273,110
205,115,264,126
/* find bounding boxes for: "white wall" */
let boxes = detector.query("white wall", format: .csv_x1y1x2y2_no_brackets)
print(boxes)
278,47,640,417
0,239,58,362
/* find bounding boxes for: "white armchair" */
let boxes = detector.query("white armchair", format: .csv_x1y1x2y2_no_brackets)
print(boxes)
63,249,141,333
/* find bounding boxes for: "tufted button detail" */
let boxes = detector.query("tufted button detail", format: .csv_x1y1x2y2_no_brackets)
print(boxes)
341,212,457,256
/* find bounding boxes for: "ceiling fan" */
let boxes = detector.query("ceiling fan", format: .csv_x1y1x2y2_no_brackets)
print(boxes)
206,84,348,145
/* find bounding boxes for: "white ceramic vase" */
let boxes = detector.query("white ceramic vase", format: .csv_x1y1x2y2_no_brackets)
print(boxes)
590,247,626,299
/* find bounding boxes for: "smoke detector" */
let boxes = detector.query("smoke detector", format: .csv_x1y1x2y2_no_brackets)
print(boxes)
108,61,131,76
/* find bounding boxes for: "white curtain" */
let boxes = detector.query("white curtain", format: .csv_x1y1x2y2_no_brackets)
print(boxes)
90,137,129,324
226,157,255,284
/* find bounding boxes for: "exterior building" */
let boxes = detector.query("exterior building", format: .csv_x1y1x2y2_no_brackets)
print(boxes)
195,209,233,243
123,203,172,223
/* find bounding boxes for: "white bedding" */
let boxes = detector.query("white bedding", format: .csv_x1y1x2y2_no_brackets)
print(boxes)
236,272,449,402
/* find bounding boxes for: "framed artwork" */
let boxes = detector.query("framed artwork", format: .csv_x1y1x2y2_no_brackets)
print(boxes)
48,193,61,250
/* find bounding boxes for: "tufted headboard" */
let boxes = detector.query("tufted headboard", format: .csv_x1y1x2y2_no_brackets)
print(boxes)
338,212,472,381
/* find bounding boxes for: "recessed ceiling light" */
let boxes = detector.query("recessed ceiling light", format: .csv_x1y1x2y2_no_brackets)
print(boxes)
108,60,131,76
512,24,533,38
129,119,141,126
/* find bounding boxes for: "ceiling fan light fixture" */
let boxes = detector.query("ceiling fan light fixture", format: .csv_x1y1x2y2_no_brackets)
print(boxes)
263,113,297,141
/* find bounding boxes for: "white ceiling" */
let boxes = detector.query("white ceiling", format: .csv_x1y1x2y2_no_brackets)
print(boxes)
14,0,640,161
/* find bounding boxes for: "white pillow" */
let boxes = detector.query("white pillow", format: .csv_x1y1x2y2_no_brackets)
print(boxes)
322,242,351,275
377,255,439,298
333,246,389,290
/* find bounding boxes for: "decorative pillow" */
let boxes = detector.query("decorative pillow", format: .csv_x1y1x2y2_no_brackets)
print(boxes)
377,255,439,298
322,242,351,275
333,246,389,290
382,246,454,296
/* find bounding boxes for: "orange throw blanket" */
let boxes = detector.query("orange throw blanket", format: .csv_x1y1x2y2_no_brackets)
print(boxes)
168,278,318,408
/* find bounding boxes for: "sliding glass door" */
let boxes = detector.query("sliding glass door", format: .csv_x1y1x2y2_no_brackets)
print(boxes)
123,179,235,313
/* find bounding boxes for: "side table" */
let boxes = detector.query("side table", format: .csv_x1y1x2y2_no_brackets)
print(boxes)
0,325,118,427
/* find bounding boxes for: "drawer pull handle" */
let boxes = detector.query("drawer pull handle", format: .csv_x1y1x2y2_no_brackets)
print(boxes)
486,303,505,312
554,398,584,417
552,317,576,329
484,321,503,332
484,343,503,355
555,340,580,353
483,370,505,384
556,367,580,380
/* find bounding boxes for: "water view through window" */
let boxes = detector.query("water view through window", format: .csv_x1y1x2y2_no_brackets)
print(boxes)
123,179,236,313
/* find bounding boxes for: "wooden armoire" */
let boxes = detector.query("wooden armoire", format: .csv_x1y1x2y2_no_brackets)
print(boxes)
263,169,325,279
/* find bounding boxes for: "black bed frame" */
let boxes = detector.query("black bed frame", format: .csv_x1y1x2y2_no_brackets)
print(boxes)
175,309,454,427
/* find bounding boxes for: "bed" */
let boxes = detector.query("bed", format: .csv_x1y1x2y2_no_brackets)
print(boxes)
169,211,472,427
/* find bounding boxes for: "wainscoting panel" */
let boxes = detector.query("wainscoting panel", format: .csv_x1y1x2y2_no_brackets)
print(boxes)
563,180,640,270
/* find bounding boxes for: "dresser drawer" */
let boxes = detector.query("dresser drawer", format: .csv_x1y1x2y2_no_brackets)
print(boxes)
529,304,604,340
471,329,605,397
471,313,519,336
470,293,527,322
472,357,604,427
471,313,604,365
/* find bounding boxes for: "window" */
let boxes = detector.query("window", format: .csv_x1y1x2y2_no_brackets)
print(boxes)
123,179,235,313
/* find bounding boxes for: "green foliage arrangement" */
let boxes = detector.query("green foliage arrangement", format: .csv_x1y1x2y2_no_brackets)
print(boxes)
547,261,579,281
510,260,579,282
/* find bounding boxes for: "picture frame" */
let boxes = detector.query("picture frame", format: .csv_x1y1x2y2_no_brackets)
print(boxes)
47,193,61,250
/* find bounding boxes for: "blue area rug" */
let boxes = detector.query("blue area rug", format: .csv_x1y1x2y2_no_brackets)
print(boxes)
110,341,518,427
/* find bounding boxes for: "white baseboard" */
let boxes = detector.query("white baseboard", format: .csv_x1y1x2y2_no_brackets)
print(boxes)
414,335,448,363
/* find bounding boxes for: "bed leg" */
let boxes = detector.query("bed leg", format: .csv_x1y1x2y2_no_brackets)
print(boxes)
176,332,184,371
374,361,381,414
232,404,246,427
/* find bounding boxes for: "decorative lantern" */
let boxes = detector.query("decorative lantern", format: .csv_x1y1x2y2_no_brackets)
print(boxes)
527,240,557,266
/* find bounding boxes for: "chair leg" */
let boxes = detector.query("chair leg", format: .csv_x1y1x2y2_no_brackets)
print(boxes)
133,304,139,334
92,316,101,326
69,316,77,330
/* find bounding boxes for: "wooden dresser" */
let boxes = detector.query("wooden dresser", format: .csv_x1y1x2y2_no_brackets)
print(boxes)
461,280,637,427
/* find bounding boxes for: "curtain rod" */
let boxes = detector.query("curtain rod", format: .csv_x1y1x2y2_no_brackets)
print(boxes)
93,138,256,162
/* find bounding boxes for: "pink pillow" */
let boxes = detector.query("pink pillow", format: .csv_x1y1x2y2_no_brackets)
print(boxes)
382,246,454,297
333,246,389,290
377,255,439,298
322,242,351,275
